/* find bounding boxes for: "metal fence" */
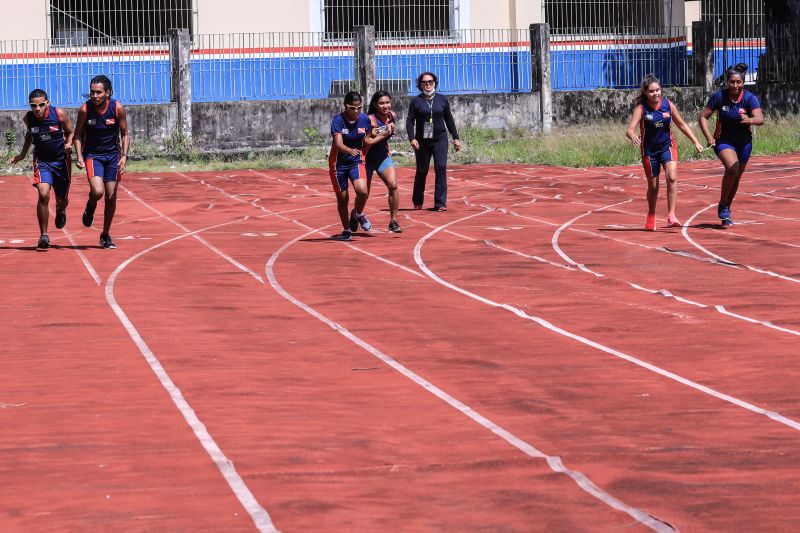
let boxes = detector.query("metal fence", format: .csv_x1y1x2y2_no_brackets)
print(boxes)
759,23,800,83
701,0,765,79
550,26,693,90
375,29,531,95
190,33,353,102
0,37,170,109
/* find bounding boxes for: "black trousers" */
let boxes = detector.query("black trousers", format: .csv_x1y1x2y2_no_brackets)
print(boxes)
412,136,449,208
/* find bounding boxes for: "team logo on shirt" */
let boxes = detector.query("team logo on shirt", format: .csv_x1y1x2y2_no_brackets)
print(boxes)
645,114,654,121
721,106,729,112
87,119,96,125
31,127,39,133
105,118,116,125
341,128,349,134
49,125,59,132
357,128,366,134
663,112,670,118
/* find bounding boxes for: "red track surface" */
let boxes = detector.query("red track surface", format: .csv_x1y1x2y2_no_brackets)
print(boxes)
2,155,799,532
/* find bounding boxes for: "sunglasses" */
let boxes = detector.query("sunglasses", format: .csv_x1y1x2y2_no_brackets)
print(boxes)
345,104,362,110
29,102,47,109
420,80,435,85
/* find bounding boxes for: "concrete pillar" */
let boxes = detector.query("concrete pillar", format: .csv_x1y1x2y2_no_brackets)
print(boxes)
530,23,552,134
692,21,715,93
169,28,192,142
354,26,376,105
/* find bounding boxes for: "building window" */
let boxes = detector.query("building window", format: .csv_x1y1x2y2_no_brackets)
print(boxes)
323,0,455,39
49,0,195,46
544,0,662,34
701,0,764,39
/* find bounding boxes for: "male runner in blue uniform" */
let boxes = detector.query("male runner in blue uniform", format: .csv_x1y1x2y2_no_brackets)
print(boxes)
74,75,130,249
11,89,74,249
699,64,764,226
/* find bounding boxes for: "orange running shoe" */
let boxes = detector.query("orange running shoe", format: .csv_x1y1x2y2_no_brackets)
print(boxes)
645,213,656,231
666,213,681,227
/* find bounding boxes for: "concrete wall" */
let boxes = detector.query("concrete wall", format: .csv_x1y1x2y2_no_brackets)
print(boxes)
0,0,48,40
191,92,542,150
2,85,796,152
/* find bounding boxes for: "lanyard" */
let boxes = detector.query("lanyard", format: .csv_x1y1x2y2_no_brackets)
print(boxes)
425,96,434,123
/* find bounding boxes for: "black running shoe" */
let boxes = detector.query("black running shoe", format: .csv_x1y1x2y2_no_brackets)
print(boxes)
338,229,352,241
348,209,358,232
82,201,96,228
37,233,50,249
55,209,67,229
99,233,116,249
388,220,403,233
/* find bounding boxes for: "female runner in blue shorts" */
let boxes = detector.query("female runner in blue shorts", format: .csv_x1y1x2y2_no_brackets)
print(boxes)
364,90,402,233
11,89,74,248
329,91,372,241
626,75,703,231
699,63,764,226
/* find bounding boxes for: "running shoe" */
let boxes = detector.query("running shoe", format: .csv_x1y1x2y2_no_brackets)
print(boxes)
37,233,50,249
338,229,352,241
55,209,67,229
666,213,681,228
717,203,731,221
413,204,422,210
721,217,734,226
356,212,372,231
348,209,358,232
388,220,403,233
99,233,116,249
82,201,96,228
645,213,656,231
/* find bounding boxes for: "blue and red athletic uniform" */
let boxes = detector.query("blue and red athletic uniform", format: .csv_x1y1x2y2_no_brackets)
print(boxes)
329,112,371,192
365,111,396,180
83,98,121,181
639,98,677,179
27,105,71,198
706,89,761,164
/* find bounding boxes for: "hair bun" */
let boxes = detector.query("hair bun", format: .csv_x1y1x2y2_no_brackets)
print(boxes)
734,63,748,73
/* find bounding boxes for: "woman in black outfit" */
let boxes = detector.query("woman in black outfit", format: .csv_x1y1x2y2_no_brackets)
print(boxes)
406,72,461,211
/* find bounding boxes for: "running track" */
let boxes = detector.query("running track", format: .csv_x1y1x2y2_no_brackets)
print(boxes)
2,154,799,532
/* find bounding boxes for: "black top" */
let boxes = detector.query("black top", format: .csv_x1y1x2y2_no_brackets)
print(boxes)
406,92,459,142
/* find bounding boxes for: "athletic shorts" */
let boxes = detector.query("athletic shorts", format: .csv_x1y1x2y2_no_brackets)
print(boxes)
366,156,394,181
642,142,677,179
714,139,753,164
32,156,72,198
85,152,120,182
329,163,366,192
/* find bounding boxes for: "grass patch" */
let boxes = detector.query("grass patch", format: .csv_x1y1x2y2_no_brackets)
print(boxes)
2,115,797,176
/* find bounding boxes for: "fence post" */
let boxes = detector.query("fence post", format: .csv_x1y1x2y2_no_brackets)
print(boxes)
169,28,192,142
530,23,552,134
692,21,715,93
354,26,376,104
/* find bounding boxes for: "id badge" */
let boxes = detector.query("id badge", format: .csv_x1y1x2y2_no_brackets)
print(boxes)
423,121,434,139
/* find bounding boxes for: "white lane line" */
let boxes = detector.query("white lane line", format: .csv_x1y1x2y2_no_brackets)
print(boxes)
176,173,423,279
265,224,675,533
121,185,264,283
683,204,800,284
106,219,279,533
551,199,632,277
414,210,800,435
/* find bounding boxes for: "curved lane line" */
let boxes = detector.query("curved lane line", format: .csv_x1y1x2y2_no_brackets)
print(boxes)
413,210,800,435
683,204,800,284
265,223,675,533
106,219,279,533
